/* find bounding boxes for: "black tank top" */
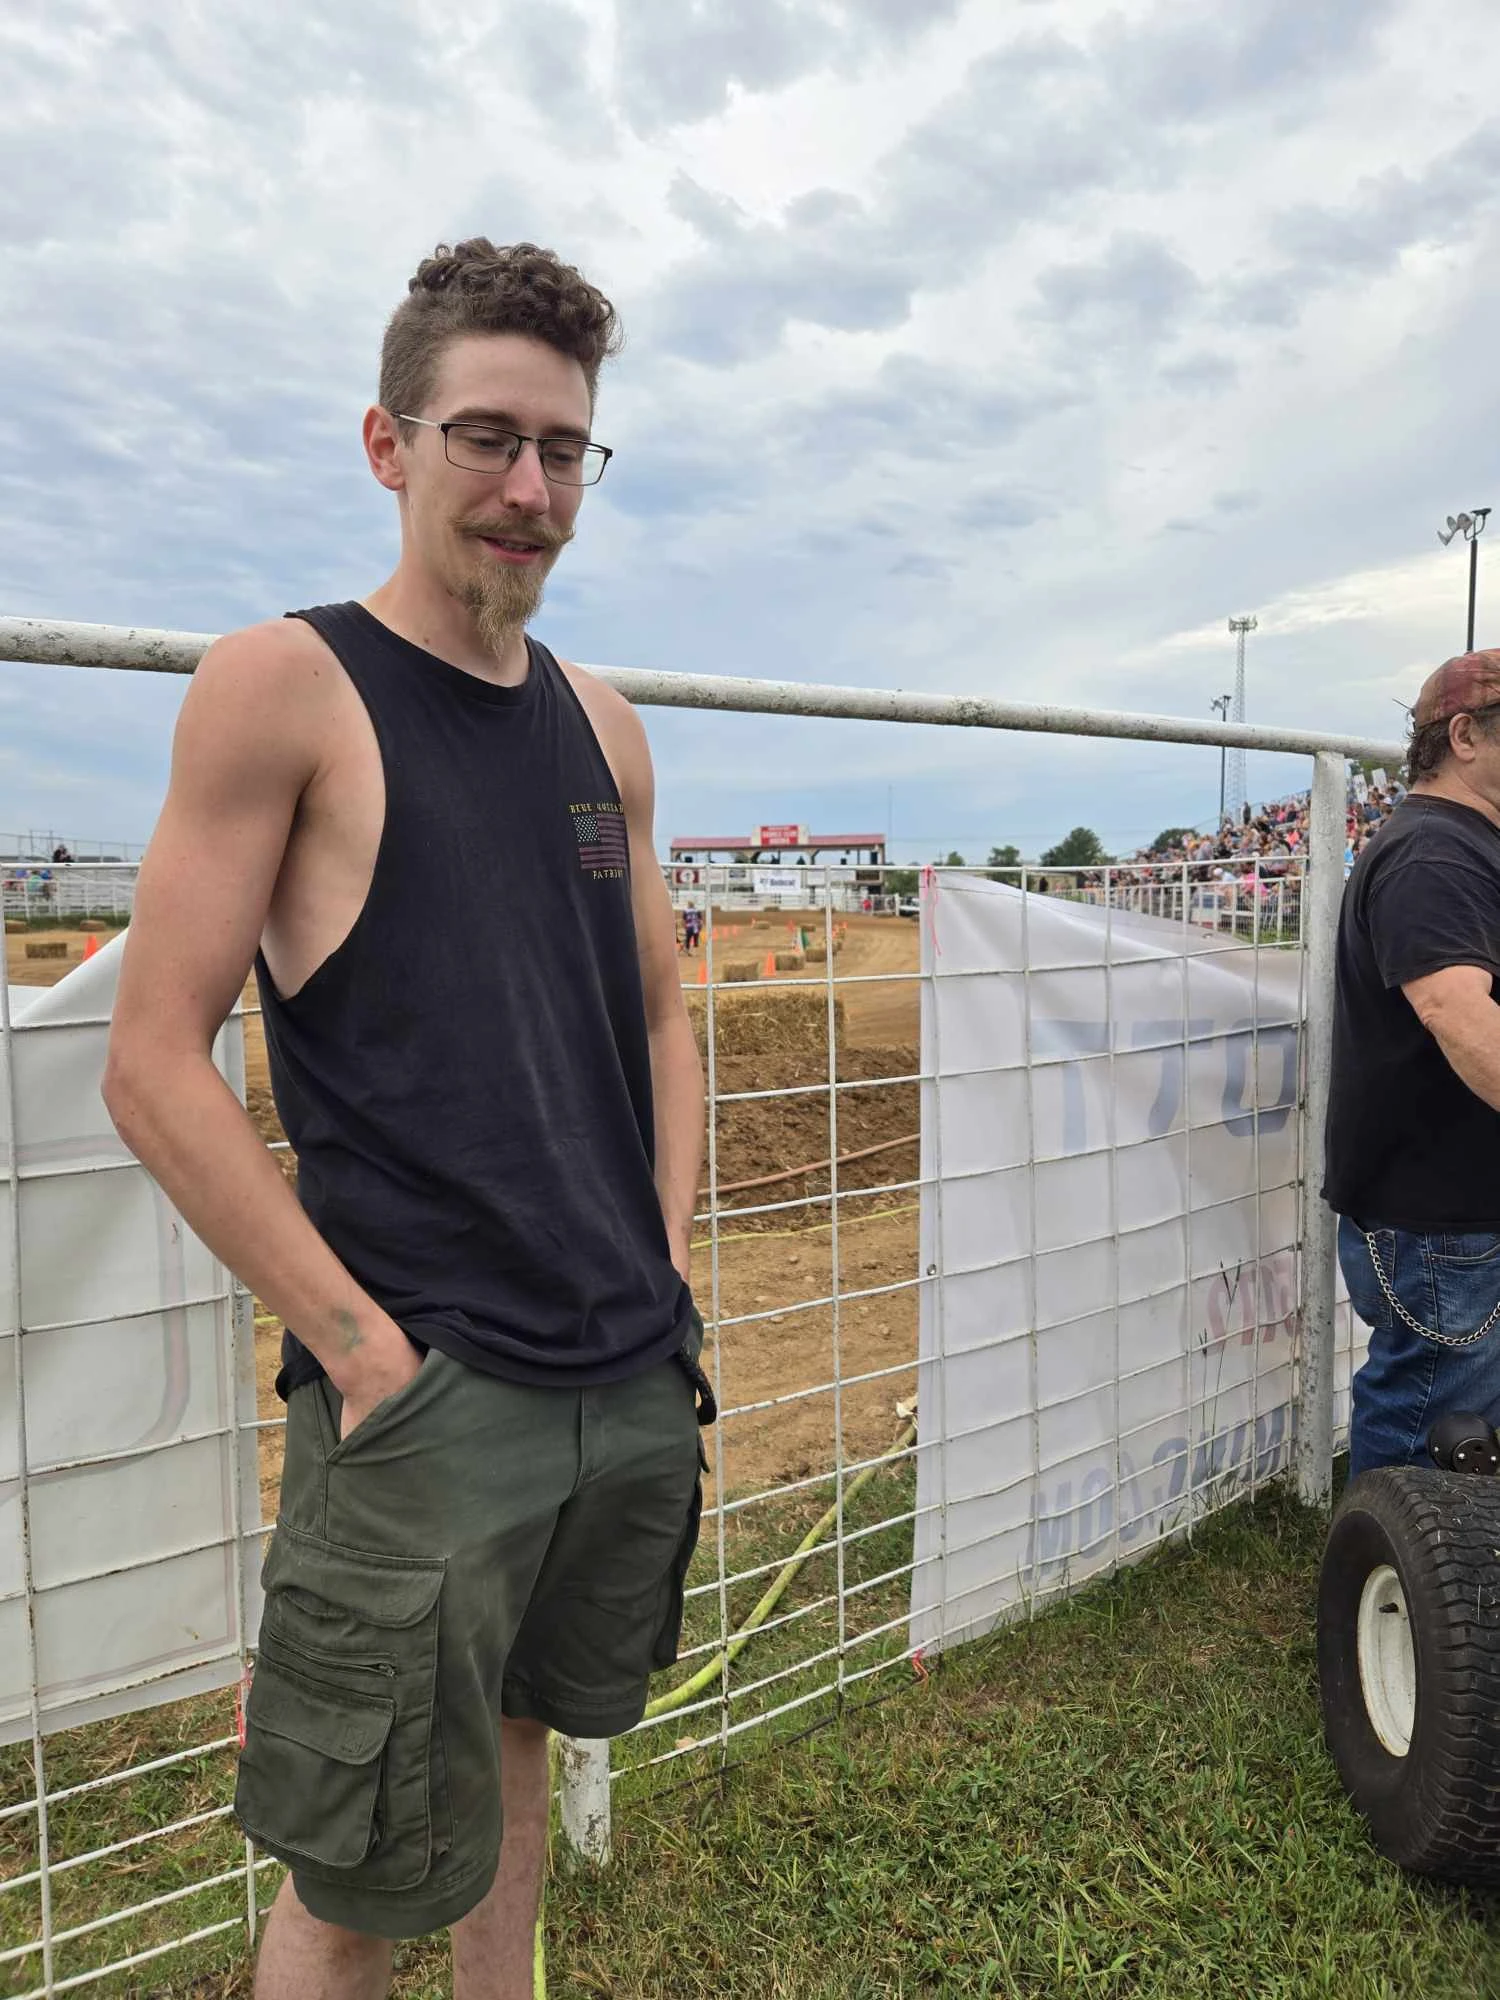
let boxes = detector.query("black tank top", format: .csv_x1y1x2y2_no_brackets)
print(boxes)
258,602,691,1395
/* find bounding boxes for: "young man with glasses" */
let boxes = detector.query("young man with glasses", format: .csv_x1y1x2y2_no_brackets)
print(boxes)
1324,650,1500,1476
104,240,709,1999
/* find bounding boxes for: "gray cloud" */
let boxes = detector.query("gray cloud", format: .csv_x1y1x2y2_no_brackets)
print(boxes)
645,1,1416,369
1210,119,1500,332
1029,234,1202,352
1102,0,1400,124
648,32,1133,357
1,0,1493,871
956,488,1052,534
795,356,1042,459
1272,118,1500,273
653,176,911,361
1158,352,1240,395
468,3,616,145
611,0,962,136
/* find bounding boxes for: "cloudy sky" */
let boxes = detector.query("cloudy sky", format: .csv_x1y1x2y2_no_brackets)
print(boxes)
2,0,1497,862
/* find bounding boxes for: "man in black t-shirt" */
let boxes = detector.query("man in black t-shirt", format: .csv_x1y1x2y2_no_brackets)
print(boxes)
1324,649,1500,1474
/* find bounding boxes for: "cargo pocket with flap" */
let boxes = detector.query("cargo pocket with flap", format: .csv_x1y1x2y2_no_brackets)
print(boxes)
235,1523,450,1890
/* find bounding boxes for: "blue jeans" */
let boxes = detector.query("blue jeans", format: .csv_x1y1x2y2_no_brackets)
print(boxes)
1338,1215,1500,1477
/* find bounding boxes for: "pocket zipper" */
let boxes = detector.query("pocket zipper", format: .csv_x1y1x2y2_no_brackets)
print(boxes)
258,1630,397,1681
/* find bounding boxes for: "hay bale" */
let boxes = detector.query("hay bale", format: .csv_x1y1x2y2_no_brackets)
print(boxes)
687,988,845,1058
78,918,107,933
804,942,829,965
26,941,68,960
4,919,25,935
721,960,760,983
773,950,804,972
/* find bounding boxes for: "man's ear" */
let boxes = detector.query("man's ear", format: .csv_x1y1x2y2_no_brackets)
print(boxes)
364,406,407,494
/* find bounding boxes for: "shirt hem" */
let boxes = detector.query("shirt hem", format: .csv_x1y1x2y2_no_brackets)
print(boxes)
277,1300,694,1401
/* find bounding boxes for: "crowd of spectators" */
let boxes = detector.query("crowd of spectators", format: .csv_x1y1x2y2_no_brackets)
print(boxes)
1132,773,1406,880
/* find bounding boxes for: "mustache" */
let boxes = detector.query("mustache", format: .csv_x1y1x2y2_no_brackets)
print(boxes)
460,518,571,552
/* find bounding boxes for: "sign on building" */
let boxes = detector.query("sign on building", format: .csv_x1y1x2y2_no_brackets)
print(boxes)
752,868,805,900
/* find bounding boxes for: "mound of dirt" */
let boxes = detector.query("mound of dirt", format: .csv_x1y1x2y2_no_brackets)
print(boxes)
708,1044,918,1222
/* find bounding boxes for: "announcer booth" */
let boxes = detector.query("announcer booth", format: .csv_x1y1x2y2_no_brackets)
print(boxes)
666,823,888,912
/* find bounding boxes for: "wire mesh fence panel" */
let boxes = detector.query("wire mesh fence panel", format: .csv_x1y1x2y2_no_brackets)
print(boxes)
1,856,1350,1996
619,874,927,1788
0,605,1397,1995
615,856,1348,1808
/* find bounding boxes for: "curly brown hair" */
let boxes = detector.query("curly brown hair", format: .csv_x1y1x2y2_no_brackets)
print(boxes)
379,239,623,425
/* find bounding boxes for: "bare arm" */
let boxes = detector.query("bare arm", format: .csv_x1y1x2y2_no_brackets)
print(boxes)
569,671,705,1282
103,626,419,1429
1402,963,1500,1114
623,712,705,1282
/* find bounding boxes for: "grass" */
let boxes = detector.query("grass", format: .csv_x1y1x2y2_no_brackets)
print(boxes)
559,1485,1500,2000
5,1479,1500,1998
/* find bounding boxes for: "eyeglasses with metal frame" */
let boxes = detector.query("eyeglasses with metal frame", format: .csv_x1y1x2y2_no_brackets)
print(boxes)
397,414,612,487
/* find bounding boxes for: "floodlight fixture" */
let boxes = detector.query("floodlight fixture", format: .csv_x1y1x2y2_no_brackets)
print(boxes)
1438,506,1492,646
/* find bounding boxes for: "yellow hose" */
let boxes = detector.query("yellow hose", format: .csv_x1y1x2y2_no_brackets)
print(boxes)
643,1421,918,1720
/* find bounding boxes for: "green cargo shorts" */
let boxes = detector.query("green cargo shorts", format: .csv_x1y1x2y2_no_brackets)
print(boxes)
233,1333,705,1939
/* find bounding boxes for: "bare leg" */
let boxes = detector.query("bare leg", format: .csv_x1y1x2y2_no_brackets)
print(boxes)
253,1875,393,2000
451,1716,551,2000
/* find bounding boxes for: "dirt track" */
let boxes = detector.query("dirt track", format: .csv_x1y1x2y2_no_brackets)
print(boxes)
11,912,924,1508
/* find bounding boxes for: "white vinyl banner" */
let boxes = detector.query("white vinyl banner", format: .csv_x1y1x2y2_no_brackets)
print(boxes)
910,874,1367,1653
1,939,262,1742
752,867,805,901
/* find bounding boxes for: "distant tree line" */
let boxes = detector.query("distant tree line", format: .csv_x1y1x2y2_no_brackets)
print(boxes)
889,827,1113,887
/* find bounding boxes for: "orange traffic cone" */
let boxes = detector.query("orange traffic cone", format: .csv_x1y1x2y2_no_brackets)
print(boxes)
697,957,708,986
83,934,99,960
763,950,776,977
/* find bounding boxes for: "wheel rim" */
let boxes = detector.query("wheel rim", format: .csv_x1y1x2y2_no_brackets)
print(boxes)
1356,1563,1416,1757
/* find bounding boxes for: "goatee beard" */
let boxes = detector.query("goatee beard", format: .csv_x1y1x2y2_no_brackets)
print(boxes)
457,559,551,659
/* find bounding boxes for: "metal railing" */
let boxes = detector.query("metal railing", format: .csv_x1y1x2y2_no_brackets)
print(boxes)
2,864,138,925
0,613,1404,1993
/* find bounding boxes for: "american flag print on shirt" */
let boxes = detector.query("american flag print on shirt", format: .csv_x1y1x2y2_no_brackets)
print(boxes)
571,802,630,877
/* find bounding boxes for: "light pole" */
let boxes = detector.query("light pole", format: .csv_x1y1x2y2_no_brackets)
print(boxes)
1211,693,1233,826
1438,508,1491,651
1226,617,1257,823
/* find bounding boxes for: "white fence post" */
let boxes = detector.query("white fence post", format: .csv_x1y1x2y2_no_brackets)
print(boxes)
557,1735,611,1868
1297,749,1345,1508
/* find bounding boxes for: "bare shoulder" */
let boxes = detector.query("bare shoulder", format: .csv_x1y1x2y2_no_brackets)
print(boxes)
556,656,642,734
556,656,651,789
187,615,339,709
178,617,355,776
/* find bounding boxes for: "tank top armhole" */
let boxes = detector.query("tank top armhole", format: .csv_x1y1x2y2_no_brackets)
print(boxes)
534,641,625,811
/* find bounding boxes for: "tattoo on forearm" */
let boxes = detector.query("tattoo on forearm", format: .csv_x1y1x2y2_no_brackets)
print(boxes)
333,1309,362,1353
